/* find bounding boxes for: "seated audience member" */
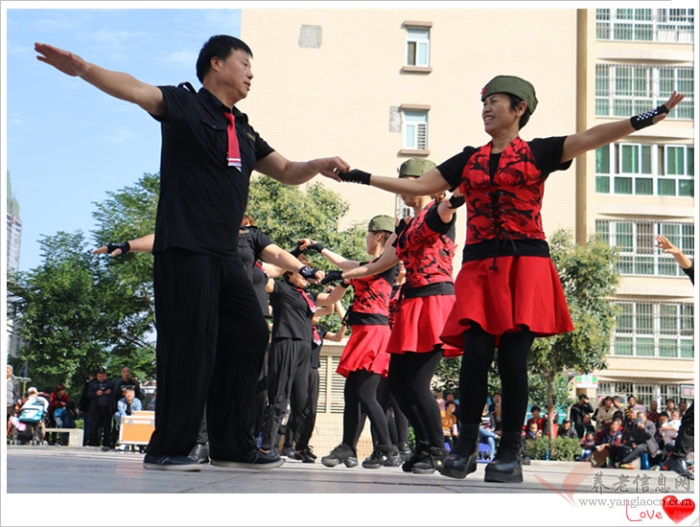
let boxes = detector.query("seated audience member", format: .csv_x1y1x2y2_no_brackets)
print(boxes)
558,419,578,439
146,390,156,411
525,422,542,441
488,391,502,413
435,390,446,412
646,400,660,425
576,413,596,440
479,403,499,455
48,384,69,444
489,402,503,437
591,418,623,468
445,391,460,422
114,387,143,433
615,411,659,469
660,411,682,454
579,432,596,462
593,396,616,431
527,405,545,432
442,401,459,450
22,387,49,413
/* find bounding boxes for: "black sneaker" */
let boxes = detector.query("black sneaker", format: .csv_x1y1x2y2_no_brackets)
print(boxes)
297,448,316,463
187,443,210,464
305,445,317,460
412,446,447,475
362,448,385,469
362,445,400,469
143,454,202,472
281,446,299,460
402,441,429,473
321,443,358,468
398,441,413,463
211,449,285,470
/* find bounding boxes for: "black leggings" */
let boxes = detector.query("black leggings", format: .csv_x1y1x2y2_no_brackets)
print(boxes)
342,370,391,449
459,324,535,435
388,349,444,447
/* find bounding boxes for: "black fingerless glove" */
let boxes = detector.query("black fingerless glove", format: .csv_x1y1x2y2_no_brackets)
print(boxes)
307,242,325,253
630,104,669,130
290,241,304,257
447,194,466,209
106,241,131,255
299,266,320,280
321,270,344,285
339,169,371,185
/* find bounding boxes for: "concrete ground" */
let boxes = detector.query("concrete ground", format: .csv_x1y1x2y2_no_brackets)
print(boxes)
3,445,696,526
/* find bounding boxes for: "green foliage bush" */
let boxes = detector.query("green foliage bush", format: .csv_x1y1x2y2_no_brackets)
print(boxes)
524,436,582,461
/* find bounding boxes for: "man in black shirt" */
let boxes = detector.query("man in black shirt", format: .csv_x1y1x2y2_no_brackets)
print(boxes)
36,35,349,471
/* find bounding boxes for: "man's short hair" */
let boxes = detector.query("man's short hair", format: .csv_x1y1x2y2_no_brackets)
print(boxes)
579,393,588,401
96,367,107,375
196,35,253,83
124,386,135,392
531,405,540,412
7,364,13,373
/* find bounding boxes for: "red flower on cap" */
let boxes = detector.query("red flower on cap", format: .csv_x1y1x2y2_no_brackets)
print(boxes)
481,86,487,97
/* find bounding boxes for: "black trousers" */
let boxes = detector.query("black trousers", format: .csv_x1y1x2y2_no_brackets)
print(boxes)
261,339,312,452
90,406,112,447
145,249,269,460
285,366,320,451
673,402,694,459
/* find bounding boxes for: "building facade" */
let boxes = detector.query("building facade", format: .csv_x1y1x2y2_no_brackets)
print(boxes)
6,173,23,358
238,8,695,454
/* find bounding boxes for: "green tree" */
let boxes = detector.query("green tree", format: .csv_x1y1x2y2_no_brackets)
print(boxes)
7,231,155,401
529,229,619,446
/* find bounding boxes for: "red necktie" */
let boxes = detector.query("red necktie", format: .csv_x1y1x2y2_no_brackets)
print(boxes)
312,326,323,346
223,112,242,170
297,288,317,314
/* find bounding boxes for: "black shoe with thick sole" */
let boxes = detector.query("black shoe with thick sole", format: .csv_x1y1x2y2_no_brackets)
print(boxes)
187,443,210,464
143,454,202,472
412,446,447,475
321,443,358,468
211,449,284,470
441,449,479,479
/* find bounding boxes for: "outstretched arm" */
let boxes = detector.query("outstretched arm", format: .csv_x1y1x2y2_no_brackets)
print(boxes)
35,43,165,116
561,91,684,163
255,152,350,186
656,235,693,270
93,234,155,256
335,166,451,197
299,238,360,270
259,244,325,282
342,244,400,280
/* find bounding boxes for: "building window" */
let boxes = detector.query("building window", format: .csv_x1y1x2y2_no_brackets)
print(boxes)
597,382,693,408
595,143,694,197
405,27,430,67
595,220,694,277
612,300,694,359
596,8,694,43
402,110,428,151
595,64,694,119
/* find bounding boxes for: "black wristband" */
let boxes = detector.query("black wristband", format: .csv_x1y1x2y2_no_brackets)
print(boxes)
339,169,371,185
630,104,669,131
299,266,318,280
290,241,304,257
320,270,344,285
106,241,131,255
447,194,465,209
308,242,325,253
340,280,350,288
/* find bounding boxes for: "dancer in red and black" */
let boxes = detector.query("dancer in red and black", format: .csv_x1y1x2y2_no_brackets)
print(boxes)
335,76,684,483
304,216,400,468
338,158,464,474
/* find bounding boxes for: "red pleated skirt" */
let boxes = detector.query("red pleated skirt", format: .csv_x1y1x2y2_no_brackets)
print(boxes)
387,295,462,358
336,324,391,379
441,256,574,348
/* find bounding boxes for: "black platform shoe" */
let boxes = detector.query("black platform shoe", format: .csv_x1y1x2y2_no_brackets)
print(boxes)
484,432,523,483
441,424,479,480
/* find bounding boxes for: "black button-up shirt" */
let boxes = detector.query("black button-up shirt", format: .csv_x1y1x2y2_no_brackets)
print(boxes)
152,86,274,257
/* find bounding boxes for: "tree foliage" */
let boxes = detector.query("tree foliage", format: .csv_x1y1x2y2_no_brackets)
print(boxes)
529,229,619,442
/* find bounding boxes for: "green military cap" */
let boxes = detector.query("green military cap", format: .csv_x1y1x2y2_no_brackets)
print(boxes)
481,75,538,114
368,215,395,233
399,158,437,178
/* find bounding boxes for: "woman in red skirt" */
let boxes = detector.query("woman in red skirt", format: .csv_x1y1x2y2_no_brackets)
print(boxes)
337,76,684,483
301,216,400,469
339,158,465,475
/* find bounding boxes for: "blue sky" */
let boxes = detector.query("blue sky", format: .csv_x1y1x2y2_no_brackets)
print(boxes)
4,7,243,272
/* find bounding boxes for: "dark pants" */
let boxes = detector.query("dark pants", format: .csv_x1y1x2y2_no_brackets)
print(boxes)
621,443,649,464
261,339,312,452
286,366,320,451
90,406,112,447
82,412,93,446
387,350,443,447
145,249,269,460
460,325,534,435
672,402,694,459
342,370,391,449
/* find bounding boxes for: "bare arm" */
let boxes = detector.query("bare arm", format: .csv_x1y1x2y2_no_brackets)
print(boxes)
365,168,451,196
298,239,360,271
561,91,684,162
324,300,348,341
314,284,349,307
259,244,324,282
342,243,399,280
655,235,693,269
255,152,350,186
35,43,166,116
